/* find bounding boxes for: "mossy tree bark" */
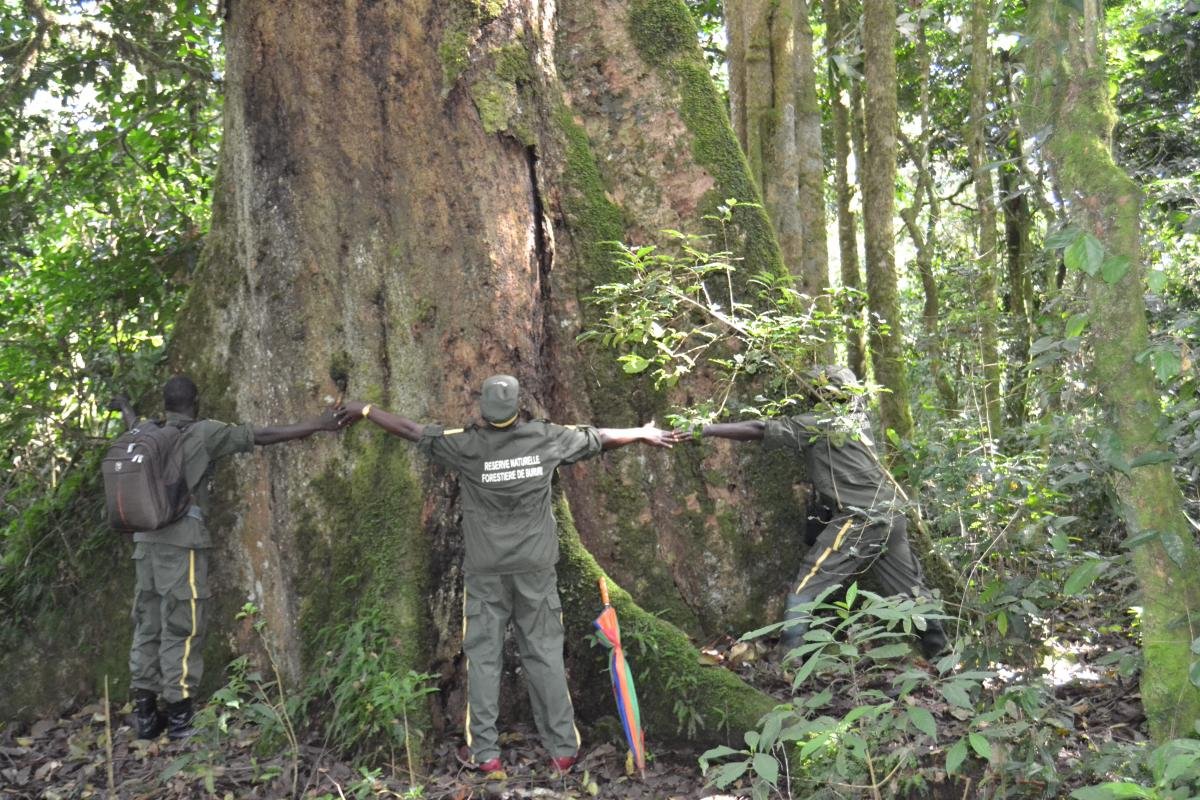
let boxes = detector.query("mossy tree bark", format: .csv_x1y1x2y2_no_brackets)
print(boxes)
862,0,913,442
1025,0,1200,741
967,0,1002,440
1000,58,1034,427
727,0,830,309
145,0,790,750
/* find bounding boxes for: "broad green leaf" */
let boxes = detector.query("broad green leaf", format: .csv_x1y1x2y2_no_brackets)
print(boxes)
907,706,938,740
1151,349,1182,382
940,682,973,709
1063,558,1104,596
1147,269,1167,292
1065,313,1089,338
968,732,992,761
1129,450,1174,468
945,739,968,775
1189,659,1200,689
865,643,912,660
1070,783,1155,799
1100,255,1131,284
620,353,650,374
1044,226,1081,249
751,753,779,785
1064,233,1104,276
1161,532,1187,568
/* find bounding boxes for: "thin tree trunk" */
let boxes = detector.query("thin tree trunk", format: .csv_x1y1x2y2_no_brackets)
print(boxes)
862,0,913,442
1026,0,1200,741
899,11,957,414
794,0,831,310
727,0,804,278
824,0,867,378
968,0,1002,440
1000,126,1033,427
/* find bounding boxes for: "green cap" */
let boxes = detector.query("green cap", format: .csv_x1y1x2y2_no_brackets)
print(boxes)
480,375,520,427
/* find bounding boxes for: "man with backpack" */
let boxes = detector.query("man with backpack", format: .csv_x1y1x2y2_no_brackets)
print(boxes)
107,375,341,741
336,375,674,777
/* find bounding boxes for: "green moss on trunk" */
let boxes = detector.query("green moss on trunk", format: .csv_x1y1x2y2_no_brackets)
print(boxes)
1025,0,1200,742
555,496,776,745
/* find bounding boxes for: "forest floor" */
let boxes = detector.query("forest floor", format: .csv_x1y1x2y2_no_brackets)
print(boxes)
1,606,1146,800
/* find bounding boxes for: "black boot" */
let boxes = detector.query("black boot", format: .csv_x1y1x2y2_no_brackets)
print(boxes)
777,593,813,654
918,619,949,660
165,698,195,741
132,689,165,740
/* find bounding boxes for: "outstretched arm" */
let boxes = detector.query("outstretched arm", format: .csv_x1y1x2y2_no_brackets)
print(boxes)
597,422,675,450
106,394,138,430
697,420,766,442
254,408,341,445
336,400,423,443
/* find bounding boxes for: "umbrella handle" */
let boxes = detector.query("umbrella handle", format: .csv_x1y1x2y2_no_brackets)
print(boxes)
599,577,610,606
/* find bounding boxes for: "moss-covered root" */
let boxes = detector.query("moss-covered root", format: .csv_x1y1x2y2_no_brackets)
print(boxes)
907,513,963,612
555,497,776,747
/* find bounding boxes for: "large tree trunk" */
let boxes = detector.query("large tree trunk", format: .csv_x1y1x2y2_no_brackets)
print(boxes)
160,0,789,749
862,0,913,442
1026,0,1200,741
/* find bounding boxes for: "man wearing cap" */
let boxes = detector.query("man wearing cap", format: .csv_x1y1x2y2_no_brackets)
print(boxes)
677,365,948,659
337,375,674,776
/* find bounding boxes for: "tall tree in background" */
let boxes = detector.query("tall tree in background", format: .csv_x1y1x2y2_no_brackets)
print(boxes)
823,0,868,377
862,0,913,441
727,0,829,307
1026,0,1200,741
967,0,1002,440
728,0,803,275
793,0,831,307
899,6,957,413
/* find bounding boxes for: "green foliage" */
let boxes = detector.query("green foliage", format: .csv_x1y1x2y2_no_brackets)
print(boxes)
1075,738,1200,800
583,227,869,426
0,1,221,563
299,611,439,762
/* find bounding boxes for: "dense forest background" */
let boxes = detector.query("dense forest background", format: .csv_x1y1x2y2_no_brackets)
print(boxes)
1,0,1199,798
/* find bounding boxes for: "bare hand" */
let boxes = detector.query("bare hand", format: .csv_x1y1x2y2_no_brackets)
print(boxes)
666,427,695,445
316,407,341,432
334,400,367,428
639,422,675,449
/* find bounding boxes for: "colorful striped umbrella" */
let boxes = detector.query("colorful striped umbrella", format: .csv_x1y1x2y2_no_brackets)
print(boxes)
593,577,646,777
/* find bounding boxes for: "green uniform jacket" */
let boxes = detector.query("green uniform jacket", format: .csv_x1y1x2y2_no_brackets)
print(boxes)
763,411,900,515
417,420,602,574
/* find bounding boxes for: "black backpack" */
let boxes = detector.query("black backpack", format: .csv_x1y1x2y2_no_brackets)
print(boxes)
102,420,192,532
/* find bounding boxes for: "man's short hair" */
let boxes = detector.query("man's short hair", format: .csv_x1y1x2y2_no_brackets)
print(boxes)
163,375,199,413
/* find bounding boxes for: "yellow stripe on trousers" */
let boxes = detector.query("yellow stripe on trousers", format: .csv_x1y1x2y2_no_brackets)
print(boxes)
795,518,855,594
180,550,199,699
462,591,472,749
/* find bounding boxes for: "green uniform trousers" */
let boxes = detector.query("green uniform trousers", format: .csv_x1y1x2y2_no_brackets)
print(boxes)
794,513,928,601
462,567,579,762
128,542,209,704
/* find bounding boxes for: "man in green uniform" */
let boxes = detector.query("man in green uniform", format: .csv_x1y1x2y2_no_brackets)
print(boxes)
338,375,673,775
680,366,948,659
109,375,341,740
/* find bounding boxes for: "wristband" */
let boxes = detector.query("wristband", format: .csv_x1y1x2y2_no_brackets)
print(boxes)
361,404,372,420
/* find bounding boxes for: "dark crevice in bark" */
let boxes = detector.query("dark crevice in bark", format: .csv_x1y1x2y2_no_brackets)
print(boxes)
526,143,559,411
372,287,392,404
